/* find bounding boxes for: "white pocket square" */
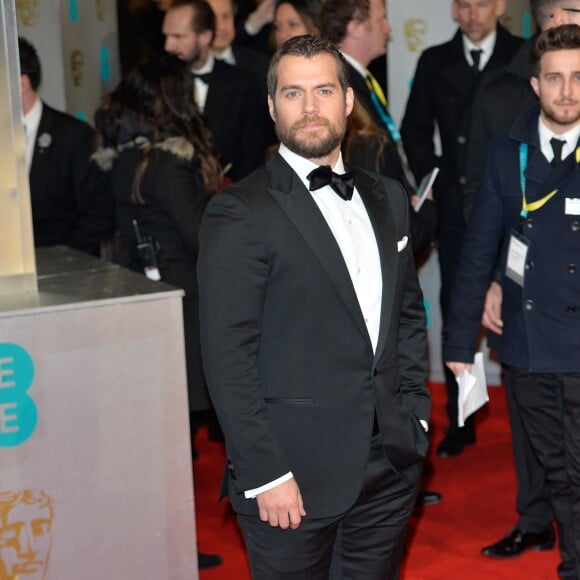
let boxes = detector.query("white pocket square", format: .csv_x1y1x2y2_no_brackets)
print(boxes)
397,236,408,252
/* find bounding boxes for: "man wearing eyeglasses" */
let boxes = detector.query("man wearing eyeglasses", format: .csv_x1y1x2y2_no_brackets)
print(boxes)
462,0,580,562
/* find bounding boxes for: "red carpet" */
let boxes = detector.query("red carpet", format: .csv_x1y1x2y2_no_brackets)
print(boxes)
194,383,560,579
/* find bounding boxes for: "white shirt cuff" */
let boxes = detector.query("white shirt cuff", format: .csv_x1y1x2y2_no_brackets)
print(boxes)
244,472,294,499
420,420,429,432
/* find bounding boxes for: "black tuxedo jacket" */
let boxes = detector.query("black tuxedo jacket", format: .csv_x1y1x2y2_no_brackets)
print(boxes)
29,103,113,256
204,59,269,181
198,153,430,518
400,24,523,218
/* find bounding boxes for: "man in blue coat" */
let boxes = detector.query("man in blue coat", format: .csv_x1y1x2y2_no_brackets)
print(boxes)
444,24,580,579
400,0,523,458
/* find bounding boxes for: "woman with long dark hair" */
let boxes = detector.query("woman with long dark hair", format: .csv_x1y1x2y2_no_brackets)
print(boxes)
94,53,222,428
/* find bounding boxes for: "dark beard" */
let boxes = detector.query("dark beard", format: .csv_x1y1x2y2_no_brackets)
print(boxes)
275,115,345,159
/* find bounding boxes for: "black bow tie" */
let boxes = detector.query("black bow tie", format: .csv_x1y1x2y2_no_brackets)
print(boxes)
307,165,355,201
192,71,212,84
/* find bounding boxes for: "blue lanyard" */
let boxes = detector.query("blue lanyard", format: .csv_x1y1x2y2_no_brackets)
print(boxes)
368,91,402,142
519,143,528,218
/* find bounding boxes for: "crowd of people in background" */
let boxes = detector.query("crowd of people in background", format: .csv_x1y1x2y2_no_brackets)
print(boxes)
18,0,580,577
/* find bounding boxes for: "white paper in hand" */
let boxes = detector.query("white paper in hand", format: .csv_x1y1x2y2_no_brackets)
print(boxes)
457,352,489,427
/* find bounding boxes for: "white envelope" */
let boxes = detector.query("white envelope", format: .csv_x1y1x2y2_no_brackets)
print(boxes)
456,352,489,427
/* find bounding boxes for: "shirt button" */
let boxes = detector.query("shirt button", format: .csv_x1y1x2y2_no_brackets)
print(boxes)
525,260,535,270
524,299,534,311
567,305,577,313
526,218,534,229
571,221,580,232
569,264,577,274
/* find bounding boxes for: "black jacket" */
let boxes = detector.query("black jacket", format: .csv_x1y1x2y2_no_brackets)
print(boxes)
400,25,523,224
30,103,113,256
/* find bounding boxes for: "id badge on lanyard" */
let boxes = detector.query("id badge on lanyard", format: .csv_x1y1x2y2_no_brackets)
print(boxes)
508,143,559,286
506,229,530,287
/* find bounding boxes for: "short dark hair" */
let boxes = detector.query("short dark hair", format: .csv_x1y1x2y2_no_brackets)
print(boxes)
532,23,580,76
267,34,350,97
318,0,370,45
18,37,42,91
169,0,216,37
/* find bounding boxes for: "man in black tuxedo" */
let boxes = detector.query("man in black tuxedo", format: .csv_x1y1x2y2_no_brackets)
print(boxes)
18,38,113,257
198,34,430,579
163,0,268,180
400,0,523,458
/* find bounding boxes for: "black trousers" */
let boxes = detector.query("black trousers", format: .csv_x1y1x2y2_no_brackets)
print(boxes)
237,434,421,580
508,367,580,580
438,222,466,435
502,367,553,533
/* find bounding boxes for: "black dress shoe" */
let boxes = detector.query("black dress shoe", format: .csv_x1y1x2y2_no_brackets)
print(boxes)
198,551,223,569
436,433,463,457
415,490,442,507
481,527,555,558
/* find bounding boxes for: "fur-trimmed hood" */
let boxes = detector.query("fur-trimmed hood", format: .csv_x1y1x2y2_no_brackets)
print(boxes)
92,136,195,171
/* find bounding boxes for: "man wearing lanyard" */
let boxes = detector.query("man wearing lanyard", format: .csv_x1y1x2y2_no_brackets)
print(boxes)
319,0,419,199
444,24,580,579
401,0,523,459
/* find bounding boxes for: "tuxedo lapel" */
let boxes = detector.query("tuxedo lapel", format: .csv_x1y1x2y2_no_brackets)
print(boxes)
266,154,372,348
353,168,397,361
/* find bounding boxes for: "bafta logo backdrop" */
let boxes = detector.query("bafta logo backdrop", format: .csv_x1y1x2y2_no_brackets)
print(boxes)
15,0,119,123
15,0,39,26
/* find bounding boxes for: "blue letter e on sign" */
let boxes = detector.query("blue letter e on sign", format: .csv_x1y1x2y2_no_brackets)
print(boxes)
0,343,38,447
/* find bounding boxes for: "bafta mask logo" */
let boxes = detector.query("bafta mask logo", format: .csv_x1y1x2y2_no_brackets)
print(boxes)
94,0,107,21
70,51,84,88
0,490,54,580
404,19,428,53
16,0,40,26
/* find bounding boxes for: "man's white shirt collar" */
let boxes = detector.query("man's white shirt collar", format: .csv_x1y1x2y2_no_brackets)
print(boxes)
214,45,235,66
538,117,580,163
278,143,347,190
341,51,366,79
192,51,215,76
463,29,496,70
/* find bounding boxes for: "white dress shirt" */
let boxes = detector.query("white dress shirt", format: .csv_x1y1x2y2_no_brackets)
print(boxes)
23,97,42,172
244,145,383,499
191,52,215,112
538,117,580,163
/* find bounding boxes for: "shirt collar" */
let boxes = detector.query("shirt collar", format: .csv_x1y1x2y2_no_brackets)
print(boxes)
538,117,580,162
278,143,346,191
214,45,235,66
341,51,366,79
463,29,496,69
192,51,215,76
24,96,42,133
